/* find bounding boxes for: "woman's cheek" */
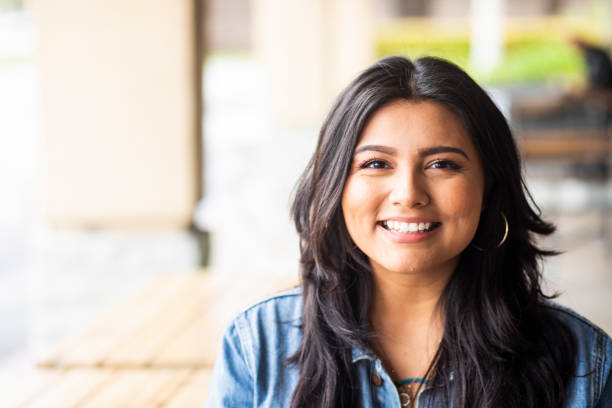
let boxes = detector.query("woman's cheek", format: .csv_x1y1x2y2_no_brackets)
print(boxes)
342,177,383,230
344,177,374,207
446,180,483,216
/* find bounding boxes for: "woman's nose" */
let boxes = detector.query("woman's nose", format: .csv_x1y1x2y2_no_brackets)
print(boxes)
388,170,430,208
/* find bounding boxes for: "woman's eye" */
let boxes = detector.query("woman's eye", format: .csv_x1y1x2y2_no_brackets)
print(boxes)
361,159,389,169
428,160,460,170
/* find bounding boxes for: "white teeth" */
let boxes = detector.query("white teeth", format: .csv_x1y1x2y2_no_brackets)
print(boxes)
383,221,435,233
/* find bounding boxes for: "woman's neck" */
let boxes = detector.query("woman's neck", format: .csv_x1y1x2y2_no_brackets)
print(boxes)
369,265,451,329
368,266,452,380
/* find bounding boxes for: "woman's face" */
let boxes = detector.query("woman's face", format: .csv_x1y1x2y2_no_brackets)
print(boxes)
341,99,485,278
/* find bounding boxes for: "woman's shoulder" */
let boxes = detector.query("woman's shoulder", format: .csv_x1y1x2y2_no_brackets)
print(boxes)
542,301,612,405
207,287,304,406
238,285,303,324
543,301,611,346
224,286,304,353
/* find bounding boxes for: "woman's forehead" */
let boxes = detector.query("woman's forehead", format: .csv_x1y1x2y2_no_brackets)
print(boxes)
355,100,476,154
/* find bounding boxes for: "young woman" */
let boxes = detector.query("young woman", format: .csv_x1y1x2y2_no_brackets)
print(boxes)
206,56,612,407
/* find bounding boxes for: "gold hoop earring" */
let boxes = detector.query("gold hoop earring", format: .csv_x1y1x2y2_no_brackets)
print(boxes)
472,211,509,251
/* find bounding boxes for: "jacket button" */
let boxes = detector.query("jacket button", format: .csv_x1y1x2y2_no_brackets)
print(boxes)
371,372,382,386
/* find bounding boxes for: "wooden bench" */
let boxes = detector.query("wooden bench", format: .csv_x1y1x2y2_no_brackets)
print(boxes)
517,130,612,159
4,272,297,407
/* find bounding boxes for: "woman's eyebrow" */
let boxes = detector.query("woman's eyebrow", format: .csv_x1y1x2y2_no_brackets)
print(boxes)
354,144,469,159
353,145,396,155
419,146,469,159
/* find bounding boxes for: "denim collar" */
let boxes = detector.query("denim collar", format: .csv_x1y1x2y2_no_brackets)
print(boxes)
351,345,377,363
351,344,454,387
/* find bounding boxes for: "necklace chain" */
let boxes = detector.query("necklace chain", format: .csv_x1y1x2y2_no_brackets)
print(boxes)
373,339,427,407
397,382,416,407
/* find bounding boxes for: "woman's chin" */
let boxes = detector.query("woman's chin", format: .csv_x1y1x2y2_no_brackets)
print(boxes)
369,256,459,279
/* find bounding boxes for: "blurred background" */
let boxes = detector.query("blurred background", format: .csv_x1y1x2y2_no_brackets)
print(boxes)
0,0,611,405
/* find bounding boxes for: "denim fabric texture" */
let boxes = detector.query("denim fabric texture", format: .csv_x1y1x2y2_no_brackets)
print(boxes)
206,287,612,407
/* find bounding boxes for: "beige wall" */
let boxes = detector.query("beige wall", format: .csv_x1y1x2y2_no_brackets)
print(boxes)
29,0,201,229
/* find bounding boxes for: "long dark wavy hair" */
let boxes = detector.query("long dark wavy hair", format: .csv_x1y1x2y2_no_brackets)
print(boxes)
288,56,576,407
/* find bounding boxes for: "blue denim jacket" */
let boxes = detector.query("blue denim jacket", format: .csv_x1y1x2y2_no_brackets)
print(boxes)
206,287,612,407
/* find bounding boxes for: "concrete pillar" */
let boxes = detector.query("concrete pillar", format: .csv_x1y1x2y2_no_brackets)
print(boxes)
28,0,202,229
253,0,374,126
328,0,376,99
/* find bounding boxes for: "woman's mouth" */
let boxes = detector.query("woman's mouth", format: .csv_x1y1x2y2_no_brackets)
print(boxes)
379,220,441,234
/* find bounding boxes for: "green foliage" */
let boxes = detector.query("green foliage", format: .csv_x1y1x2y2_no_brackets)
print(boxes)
375,18,598,85
480,40,585,84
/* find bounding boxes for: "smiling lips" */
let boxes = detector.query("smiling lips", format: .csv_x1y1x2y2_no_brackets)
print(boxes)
377,219,441,243
380,220,441,233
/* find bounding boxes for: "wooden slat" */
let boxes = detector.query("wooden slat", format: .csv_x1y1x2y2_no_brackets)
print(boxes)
38,273,298,369
519,138,612,159
152,305,222,368
38,274,187,368
80,369,191,408
39,274,205,368
152,284,239,367
101,278,217,367
164,369,213,408
152,276,297,367
22,369,114,408
519,129,610,140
